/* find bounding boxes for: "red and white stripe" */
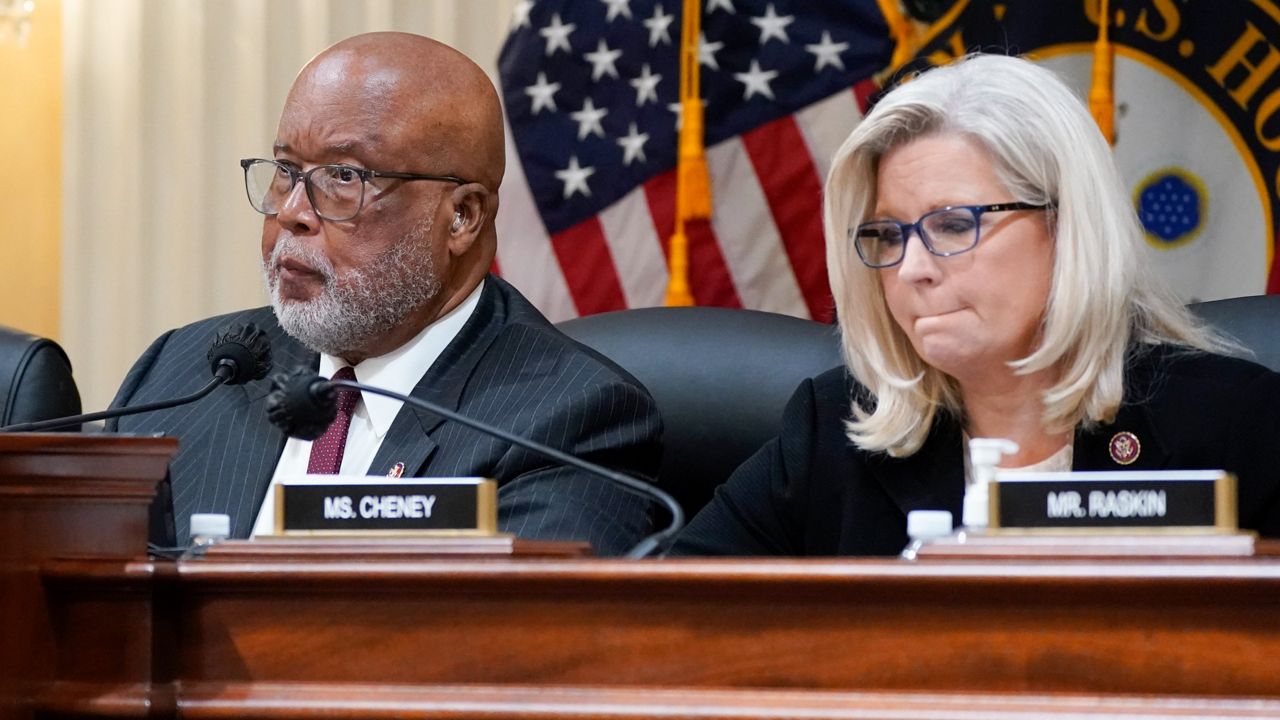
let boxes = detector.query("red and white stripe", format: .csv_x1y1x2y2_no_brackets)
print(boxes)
494,82,875,322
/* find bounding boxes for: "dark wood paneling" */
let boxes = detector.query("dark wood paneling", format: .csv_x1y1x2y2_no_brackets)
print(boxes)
159,556,1280,697
9,435,1280,720
0,434,176,720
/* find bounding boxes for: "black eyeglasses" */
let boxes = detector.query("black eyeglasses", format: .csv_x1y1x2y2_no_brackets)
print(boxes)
851,202,1051,268
240,158,471,222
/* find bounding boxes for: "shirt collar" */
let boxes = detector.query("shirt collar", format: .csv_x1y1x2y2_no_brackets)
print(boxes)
318,280,484,439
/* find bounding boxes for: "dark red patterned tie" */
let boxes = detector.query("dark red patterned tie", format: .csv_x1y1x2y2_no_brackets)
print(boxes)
306,366,359,474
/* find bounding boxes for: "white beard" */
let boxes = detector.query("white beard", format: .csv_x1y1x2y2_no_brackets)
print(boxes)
262,218,442,357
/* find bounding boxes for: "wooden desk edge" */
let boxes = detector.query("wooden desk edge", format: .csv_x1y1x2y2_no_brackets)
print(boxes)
36,681,1280,719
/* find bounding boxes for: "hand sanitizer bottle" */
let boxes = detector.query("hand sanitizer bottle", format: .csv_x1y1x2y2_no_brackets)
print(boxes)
963,438,1019,530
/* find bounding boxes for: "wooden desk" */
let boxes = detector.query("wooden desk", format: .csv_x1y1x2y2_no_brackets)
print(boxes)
6,435,1280,719
27,545,1280,719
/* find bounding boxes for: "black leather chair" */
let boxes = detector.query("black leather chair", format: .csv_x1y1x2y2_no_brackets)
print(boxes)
1189,295,1280,372
0,325,82,428
558,296,1280,520
558,307,842,519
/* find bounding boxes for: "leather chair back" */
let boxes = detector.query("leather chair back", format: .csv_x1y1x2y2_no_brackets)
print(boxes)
0,326,82,427
558,307,842,519
1188,295,1280,372
558,296,1280,520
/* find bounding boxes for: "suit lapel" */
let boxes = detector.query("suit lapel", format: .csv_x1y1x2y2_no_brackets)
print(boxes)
367,278,509,477
164,308,321,540
1074,399,1171,470
231,314,319,534
1074,347,1173,471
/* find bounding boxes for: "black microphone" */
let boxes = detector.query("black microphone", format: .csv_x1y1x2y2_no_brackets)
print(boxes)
206,324,274,386
265,367,684,559
0,323,273,432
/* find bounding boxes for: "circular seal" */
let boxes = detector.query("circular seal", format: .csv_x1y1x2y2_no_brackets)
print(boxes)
1135,169,1205,250
1109,431,1141,466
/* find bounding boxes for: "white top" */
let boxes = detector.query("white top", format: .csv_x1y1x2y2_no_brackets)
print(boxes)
250,281,484,537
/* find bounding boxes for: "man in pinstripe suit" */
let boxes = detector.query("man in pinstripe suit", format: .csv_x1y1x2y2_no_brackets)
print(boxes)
108,33,661,555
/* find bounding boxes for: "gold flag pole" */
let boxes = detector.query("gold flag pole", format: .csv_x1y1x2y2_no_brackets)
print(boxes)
875,0,917,71
666,0,712,307
1088,0,1116,144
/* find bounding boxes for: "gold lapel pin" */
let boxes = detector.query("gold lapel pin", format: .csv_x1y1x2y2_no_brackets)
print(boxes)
1108,431,1141,465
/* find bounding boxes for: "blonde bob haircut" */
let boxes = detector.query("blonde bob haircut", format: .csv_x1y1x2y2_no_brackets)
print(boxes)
823,53,1223,457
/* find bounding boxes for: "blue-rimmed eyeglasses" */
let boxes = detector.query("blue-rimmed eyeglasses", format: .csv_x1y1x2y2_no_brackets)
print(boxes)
851,202,1051,268
240,158,472,222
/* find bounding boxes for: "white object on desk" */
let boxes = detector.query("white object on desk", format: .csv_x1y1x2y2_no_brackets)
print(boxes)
963,437,1019,529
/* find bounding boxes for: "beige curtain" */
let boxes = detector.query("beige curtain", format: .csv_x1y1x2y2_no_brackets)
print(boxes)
62,0,518,410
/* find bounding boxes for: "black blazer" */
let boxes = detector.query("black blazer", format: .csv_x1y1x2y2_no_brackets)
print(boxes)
109,276,662,555
670,345,1280,556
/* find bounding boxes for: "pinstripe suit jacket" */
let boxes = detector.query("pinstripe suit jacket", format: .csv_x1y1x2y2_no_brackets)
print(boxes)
108,276,662,555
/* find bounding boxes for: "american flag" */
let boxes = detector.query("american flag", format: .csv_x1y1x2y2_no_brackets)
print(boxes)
493,0,895,321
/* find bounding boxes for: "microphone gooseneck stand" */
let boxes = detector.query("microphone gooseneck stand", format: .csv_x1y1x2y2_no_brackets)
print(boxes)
266,369,684,559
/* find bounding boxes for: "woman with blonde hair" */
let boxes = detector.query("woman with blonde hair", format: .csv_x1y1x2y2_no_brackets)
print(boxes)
670,53,1280,555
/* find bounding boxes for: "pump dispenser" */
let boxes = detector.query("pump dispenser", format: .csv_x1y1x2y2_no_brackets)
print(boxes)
963,438,1019,528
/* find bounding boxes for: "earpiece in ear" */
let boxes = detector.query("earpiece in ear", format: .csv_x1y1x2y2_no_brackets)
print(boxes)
451,212,463,232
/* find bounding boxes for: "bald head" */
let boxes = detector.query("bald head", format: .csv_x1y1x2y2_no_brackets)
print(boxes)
284,32,505,190
263,33,506,361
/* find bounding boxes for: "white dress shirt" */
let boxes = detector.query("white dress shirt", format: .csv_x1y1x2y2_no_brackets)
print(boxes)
250,281,484,536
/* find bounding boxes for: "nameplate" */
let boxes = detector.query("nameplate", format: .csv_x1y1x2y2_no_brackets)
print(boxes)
273,477,498,536
989,470,1237,533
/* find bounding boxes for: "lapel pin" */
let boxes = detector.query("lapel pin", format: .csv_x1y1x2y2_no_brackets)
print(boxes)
387,462,405,479
1108,431,1141,465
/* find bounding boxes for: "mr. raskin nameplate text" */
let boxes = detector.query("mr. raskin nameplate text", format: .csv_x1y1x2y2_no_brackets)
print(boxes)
273,477,497,536
989,470,1236,533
